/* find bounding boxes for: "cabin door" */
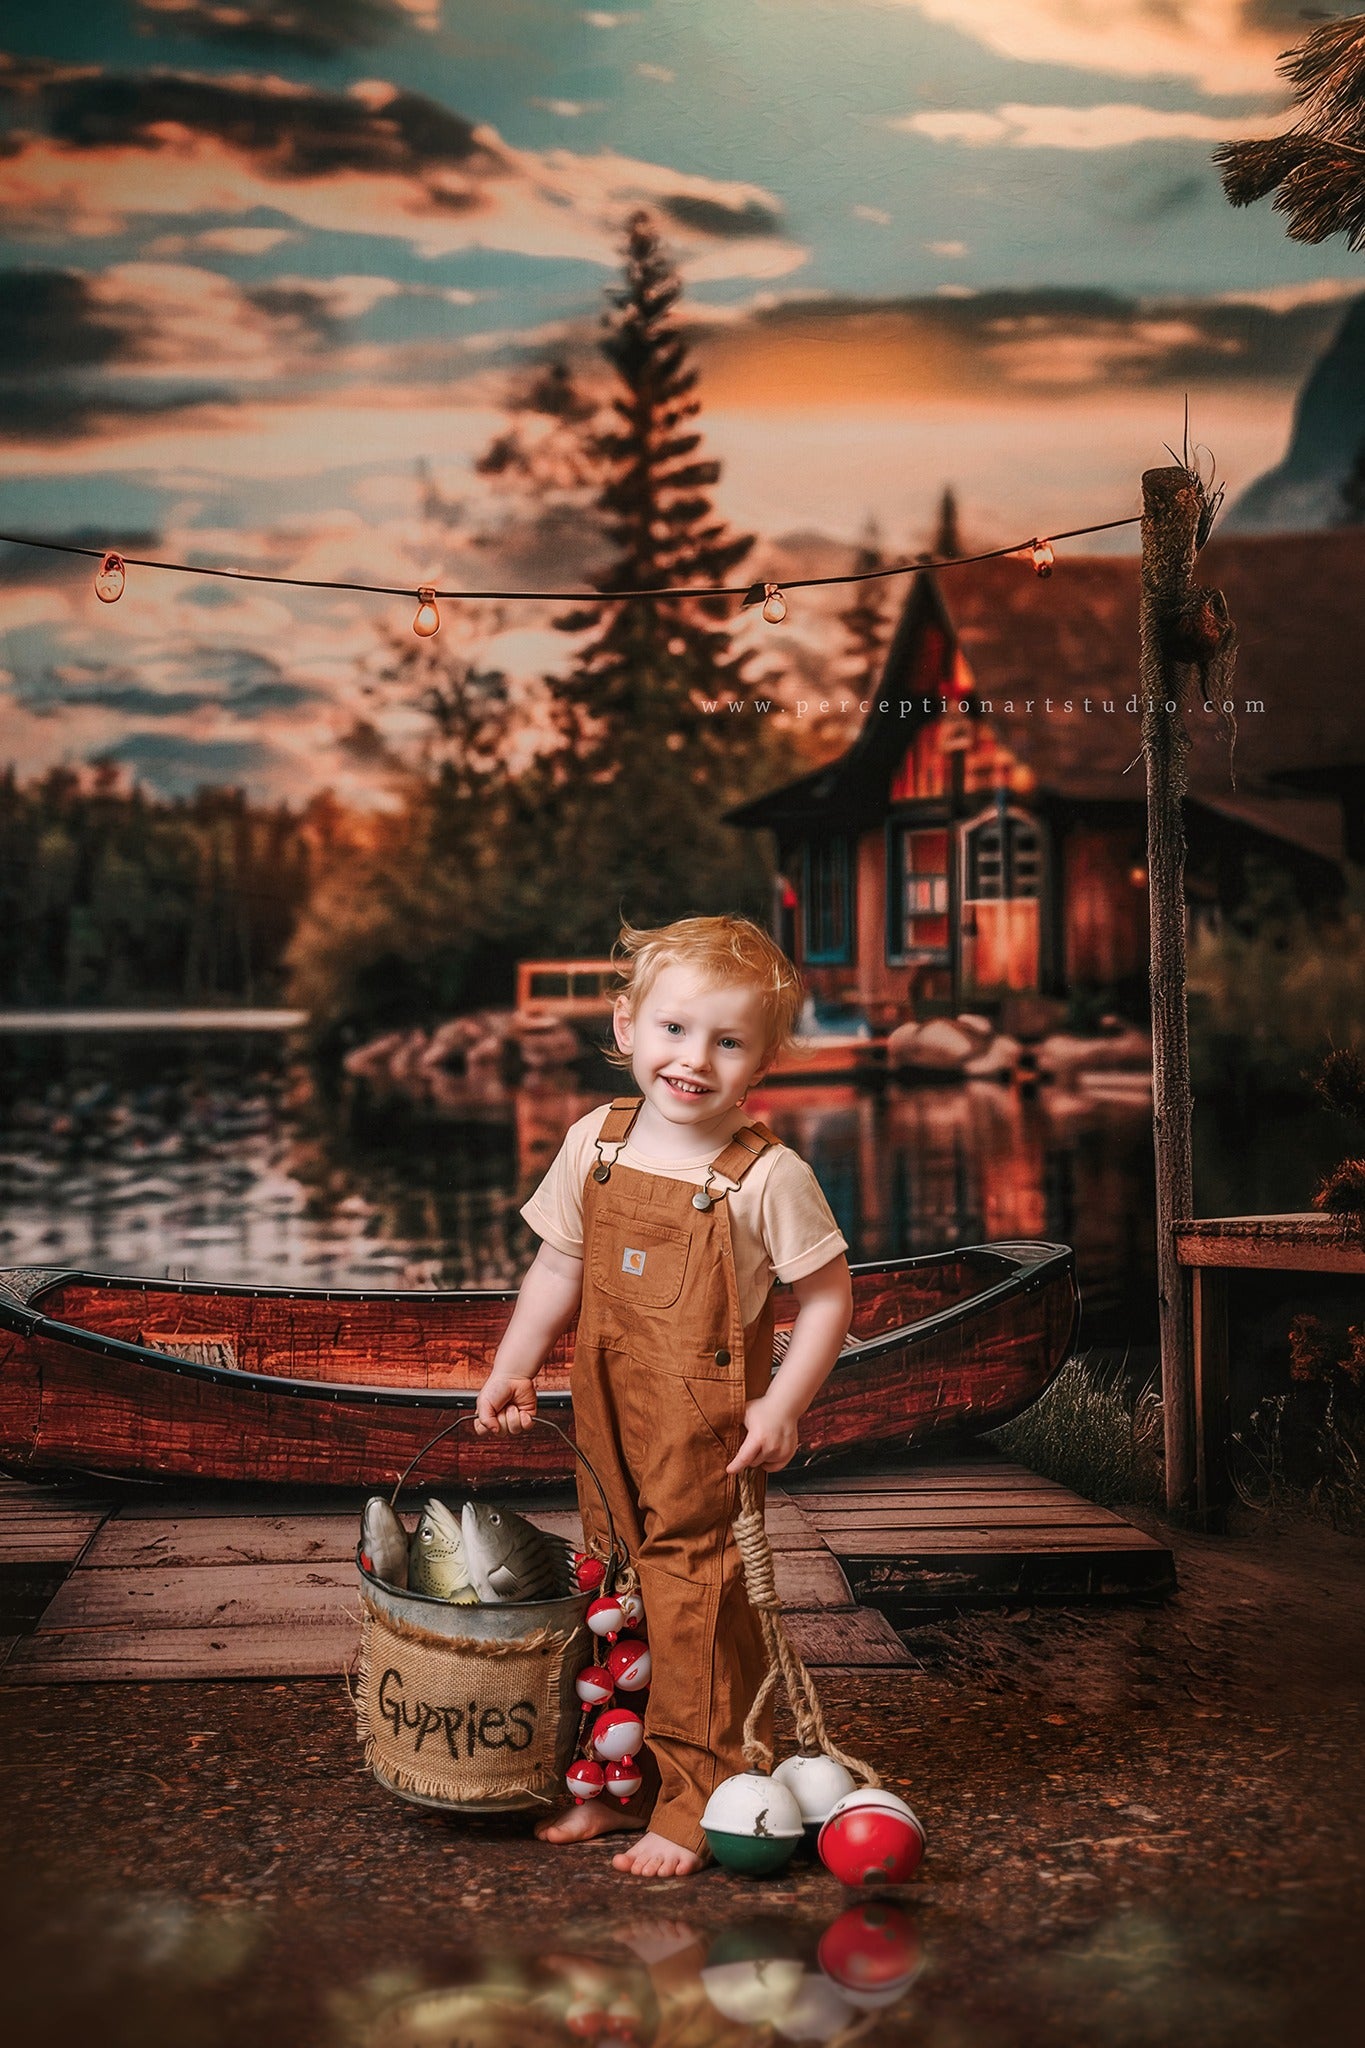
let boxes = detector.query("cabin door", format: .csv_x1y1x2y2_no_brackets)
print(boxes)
959,805,1045,997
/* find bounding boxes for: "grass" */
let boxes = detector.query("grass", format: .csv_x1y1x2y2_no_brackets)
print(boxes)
985,1352,1164,1508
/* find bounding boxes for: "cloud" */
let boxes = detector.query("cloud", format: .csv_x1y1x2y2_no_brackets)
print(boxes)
892,102,1290,150
634,64,676,84
135,1,439,57
147,224,297,255
925,238,966,256
0,59,800,277
528,99,607,119
582,9,639,23
883,1,1297,96
852,205,892,226
659,194,784,240
691,286,1361,405
95,728,285,793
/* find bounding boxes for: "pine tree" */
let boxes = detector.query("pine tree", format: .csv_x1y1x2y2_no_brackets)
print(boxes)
535,210,777,937
836,518,891,693
931,485,963,559
1216,14,1365,247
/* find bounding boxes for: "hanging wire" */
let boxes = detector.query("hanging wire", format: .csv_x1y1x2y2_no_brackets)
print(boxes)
0,512,1141,607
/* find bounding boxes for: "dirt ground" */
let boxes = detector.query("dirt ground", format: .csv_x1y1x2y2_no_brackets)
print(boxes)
3,1507,1363,2048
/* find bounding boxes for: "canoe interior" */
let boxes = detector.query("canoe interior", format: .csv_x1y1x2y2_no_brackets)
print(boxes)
23,1252,1004,1393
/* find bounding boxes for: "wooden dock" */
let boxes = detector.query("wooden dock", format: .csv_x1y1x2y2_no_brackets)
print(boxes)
0,1454,1173,1684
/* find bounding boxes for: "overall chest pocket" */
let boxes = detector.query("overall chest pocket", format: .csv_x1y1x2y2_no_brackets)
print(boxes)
588,1215,692,1312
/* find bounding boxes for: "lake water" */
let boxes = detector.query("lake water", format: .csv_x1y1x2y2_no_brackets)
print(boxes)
0,1031,1345,1351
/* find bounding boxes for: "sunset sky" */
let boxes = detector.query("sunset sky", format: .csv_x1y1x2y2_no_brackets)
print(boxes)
1,0,1361,800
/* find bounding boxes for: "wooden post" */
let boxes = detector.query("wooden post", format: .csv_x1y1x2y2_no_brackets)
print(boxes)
1139,466,1201,1518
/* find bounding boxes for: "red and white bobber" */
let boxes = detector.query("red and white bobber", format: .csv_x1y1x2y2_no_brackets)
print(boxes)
574,1663,615,1707
565,1758,606,1803
587,1592,625,1640
618,1588,645,1630
817,1788,926,1887
573,1552,607,1593
591,1705,645,1762
606,1636,652,1692
604,1756,643,1803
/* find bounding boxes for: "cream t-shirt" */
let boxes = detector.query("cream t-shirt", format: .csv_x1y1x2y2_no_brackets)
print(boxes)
521,1103,849,1328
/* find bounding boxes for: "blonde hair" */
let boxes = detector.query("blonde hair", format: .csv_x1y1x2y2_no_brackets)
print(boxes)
608,915,804,1068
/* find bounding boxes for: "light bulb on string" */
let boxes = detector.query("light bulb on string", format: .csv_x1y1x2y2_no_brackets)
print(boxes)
94,552,125,604
1030,539,1054,580
412,586,440,637
761,583,788,623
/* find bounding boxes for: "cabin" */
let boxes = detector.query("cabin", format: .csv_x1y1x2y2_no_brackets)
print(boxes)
727,530,1357,1027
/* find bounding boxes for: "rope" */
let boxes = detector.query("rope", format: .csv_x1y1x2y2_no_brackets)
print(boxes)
733,1469,880,1787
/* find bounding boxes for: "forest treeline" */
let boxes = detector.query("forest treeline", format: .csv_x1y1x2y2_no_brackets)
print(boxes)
0,765,339,1009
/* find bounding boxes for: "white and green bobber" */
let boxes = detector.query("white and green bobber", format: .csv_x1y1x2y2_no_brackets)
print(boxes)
701,1771,804,1876
772,1754,858,1847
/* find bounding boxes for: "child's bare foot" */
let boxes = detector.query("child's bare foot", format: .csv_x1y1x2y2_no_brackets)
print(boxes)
611,1830,704,1878
535,1801,642,1846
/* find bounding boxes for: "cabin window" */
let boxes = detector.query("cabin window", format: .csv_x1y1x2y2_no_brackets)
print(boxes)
887,826,950,963
964,810,1043,901
803,839,853,963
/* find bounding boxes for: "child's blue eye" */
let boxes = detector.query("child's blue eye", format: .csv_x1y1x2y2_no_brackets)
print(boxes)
664,1022,683,1035
720,1038,741,1050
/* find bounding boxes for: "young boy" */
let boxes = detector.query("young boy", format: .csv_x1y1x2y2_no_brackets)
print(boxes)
474,915,853,1878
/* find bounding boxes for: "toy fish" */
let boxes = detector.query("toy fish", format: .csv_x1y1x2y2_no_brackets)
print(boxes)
408,1498,479,1602
359,1496,408,1589
461,1502,577,1603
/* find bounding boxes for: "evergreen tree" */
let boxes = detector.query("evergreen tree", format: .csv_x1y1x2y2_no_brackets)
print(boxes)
536,210,778,938
1342,439,1365,522
1216,14,1365,247
836,518,891,693
931,485,963,558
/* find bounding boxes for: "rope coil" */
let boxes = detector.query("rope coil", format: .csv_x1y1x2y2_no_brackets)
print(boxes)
734,1469,880,1787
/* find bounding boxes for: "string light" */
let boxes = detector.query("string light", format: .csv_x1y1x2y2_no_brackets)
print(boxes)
0,511,1143,615
94,551,125,603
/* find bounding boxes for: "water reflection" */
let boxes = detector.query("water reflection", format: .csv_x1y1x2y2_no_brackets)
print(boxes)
0,1032,1340,1349
347,1904,924,2047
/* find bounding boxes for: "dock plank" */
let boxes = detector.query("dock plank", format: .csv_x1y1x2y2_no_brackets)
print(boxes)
38,1560,359,1633
785,1607,914,1669
5,1621,360,1683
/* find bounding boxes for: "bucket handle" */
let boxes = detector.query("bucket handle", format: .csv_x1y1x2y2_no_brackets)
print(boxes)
386,1413,626,1591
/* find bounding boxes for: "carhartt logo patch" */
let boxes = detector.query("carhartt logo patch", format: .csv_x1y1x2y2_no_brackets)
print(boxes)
621,1247,647,1276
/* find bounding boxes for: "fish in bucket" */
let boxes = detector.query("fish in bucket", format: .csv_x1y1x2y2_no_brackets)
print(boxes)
354,1415,629,1814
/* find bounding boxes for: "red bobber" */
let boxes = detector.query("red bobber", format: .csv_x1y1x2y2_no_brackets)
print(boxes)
817,1789,926,1887
604,1757,643,1803
565,1758,606,1803
591,1705,645,1762
574,1663,615,1707
587,1593,625,1640
618,1589,645,1630
606,1637,652,1692
574,1553,607,1593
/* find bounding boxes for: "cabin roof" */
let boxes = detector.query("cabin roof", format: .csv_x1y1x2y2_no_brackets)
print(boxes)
728,526,1362,865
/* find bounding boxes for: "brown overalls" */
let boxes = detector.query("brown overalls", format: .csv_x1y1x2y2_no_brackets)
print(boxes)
570,1097,779,1855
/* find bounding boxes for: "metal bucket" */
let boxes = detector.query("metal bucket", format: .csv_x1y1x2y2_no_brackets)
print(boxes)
354,1415,620,1815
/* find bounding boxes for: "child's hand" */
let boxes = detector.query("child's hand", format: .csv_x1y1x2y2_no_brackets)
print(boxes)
726,1394,799,1475
473,1373,538,1435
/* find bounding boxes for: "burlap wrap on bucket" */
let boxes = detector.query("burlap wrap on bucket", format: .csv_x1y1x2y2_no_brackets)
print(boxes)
356,1591,586,1807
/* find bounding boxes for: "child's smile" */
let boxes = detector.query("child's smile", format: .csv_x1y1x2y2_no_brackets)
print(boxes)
614,963,772,1153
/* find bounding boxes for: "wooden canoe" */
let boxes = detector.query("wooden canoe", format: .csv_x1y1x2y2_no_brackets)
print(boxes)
0,1243,1077,1489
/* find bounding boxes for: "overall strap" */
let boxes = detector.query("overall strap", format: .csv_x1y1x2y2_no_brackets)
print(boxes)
690,1121,779,1210
589,1097,643,1184
709,1120,779,1188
